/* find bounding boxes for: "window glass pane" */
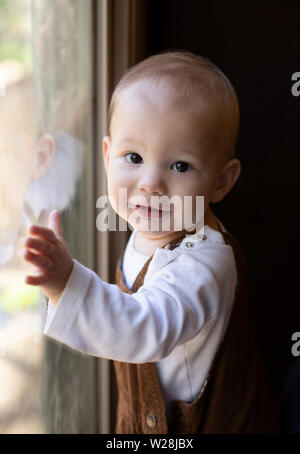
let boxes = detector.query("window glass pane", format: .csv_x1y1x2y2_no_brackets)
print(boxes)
0,0,95,433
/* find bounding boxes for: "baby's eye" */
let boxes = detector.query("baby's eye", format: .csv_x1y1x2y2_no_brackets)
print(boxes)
124,152,143,165
171,161,193,173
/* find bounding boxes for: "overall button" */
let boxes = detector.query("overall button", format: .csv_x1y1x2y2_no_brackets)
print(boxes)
146,413,157,429
185,240,195,248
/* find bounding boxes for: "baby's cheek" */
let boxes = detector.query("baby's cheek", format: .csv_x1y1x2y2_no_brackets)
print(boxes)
108,165,131,194
106,182,126,219
106,184,118,213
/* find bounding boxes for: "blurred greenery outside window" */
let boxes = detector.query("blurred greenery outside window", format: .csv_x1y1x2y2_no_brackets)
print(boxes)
0,0,32,68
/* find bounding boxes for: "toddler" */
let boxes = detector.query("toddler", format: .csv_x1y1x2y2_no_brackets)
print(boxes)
23,51,279,433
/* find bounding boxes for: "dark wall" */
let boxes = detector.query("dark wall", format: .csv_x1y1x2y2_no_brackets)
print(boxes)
146,1,300,404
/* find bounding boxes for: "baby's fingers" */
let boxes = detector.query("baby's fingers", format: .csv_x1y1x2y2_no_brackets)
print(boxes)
25,237,55,258
24,250,53,270
28,225,57,243
25,273,49,286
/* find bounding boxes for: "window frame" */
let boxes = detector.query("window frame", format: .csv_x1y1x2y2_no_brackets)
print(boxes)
94,0,149,434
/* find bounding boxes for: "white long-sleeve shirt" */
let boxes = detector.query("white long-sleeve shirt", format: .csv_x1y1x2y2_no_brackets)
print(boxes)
44,220,237,417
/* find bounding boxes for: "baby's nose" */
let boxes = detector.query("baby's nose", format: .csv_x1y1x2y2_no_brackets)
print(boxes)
137,168,166,195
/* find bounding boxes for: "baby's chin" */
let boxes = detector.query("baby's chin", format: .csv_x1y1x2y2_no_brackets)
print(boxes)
131,221,185,238
137,229,174,237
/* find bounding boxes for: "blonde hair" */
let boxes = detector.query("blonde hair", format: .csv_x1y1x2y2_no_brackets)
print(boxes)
108,50,240,161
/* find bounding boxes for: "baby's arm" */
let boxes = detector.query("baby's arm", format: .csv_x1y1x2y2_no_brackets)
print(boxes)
40,242,237,363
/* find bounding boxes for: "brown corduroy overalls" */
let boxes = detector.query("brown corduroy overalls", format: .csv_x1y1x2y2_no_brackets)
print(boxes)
113,229,280,434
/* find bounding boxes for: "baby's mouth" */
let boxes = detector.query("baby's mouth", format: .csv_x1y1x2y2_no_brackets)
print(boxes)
134,204,168,219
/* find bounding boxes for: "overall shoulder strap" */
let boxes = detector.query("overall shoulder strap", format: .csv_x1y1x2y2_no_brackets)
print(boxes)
218,229,247,278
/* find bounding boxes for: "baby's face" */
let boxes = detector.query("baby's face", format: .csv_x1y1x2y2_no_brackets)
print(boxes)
103,79,225,238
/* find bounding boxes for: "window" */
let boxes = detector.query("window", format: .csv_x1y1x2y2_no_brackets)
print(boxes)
0,0,95,433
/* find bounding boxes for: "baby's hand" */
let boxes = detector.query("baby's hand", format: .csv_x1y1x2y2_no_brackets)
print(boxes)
23,210,74,306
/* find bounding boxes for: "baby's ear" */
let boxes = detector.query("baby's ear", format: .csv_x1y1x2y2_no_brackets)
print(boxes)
211,158,241,203
102,136,111,173
31,134,56,180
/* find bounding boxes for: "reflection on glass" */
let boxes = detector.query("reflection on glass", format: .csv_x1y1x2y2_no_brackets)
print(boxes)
0,0,93,433
0,0,43,433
